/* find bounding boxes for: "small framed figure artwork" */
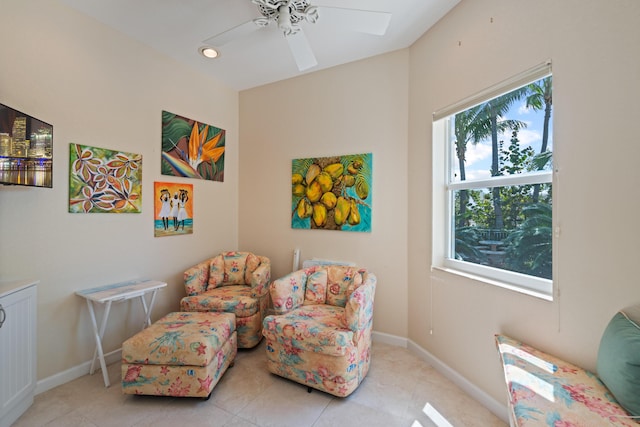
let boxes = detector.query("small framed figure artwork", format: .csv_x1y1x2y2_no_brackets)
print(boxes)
154,182,193,237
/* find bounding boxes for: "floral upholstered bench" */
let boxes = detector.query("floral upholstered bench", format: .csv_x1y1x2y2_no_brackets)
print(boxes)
121,311,236,398
495,307,640,426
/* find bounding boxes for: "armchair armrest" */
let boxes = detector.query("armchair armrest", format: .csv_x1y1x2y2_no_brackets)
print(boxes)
345,272,377,334
184,259,210,296
270,269,307,314
250,256,271,298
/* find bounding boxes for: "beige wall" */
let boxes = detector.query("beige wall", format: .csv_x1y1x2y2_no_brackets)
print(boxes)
0,0,239,380
3,0,639,415
239,50,410,338
408,0,640,403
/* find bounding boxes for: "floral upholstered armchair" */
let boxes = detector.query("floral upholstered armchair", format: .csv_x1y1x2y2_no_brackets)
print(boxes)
180,251,270,348
262,265,376,397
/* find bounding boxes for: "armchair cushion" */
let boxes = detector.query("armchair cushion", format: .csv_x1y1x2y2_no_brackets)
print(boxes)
182,251,271,349
181,285,259,318
263,305,352,357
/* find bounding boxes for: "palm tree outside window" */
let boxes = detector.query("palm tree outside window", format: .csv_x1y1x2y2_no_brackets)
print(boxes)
432,62,554,298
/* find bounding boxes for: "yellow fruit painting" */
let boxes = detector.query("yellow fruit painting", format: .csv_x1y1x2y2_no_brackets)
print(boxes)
291,153,372,232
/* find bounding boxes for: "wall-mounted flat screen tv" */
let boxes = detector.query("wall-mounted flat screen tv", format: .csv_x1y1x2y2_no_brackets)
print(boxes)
0,103,53,188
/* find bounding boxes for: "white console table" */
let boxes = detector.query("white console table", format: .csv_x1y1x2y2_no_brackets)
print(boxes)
76,279,166,387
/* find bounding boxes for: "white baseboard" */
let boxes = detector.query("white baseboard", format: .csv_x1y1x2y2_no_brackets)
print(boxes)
406,338,509,423
373,330,507,423
35,348,122,395
372,330,409,347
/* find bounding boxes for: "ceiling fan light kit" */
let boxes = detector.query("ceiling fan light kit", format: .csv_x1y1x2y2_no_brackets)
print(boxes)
203,0,392,72
252,0,318,36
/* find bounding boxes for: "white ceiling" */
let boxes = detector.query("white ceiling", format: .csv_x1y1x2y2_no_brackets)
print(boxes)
60,0,460,91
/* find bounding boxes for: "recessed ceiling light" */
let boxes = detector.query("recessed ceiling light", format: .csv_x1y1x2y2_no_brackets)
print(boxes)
199,46,219,59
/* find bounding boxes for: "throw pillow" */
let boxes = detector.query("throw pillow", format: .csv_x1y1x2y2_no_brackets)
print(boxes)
271,269,306,314
325,266,357,307
244,253,260,284
207,254,225,289
596,307,640,417
223,251,249,285
304,269,328,305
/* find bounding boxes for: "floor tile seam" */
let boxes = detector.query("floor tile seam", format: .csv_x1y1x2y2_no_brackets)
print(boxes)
315,397,416,427
195,403,238,425
347,391,413,420
234,379,335,426
42,407,97,427
214,379,268,416
209,356,266,414
210,397,254,417
308,394,336,427
226,411,262,426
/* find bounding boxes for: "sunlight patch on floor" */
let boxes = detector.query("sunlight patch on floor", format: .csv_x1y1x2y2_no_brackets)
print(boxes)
411,402,454,427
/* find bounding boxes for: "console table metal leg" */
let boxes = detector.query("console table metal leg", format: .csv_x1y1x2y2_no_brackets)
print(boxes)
139,289,158,329
86,299,112,387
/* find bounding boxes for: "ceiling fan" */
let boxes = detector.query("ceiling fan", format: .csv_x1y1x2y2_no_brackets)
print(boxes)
202,0,392,71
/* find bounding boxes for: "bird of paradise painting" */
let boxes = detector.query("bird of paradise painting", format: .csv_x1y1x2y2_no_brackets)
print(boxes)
161,111,225,182
69,143,142,213
154,182,193,237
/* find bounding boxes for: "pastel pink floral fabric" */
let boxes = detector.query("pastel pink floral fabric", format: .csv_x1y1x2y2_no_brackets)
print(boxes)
181,252,271,348
263,266,376,397
121,312,237,398
495,334,637,426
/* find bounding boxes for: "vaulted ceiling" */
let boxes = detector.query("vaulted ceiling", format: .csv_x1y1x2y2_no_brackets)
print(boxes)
61,0,460,91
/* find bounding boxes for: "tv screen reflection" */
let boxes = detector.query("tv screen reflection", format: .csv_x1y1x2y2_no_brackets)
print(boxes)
0,103,53,188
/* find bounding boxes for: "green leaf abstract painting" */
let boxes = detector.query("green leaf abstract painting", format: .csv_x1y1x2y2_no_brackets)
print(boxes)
69,143,142,213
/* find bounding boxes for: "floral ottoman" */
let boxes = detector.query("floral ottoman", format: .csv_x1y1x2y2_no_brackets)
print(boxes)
121,311,236,398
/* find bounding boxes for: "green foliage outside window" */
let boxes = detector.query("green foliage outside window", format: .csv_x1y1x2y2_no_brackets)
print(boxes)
451,76,553,280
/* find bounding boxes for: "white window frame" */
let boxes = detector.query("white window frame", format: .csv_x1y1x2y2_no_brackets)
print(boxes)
432,61,554,299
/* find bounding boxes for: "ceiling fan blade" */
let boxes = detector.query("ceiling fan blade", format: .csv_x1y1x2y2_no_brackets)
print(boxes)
203,20,257,46
286,29,318,71
320,7,391,36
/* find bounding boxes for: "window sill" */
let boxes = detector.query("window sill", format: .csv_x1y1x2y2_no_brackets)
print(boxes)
430,265,553,302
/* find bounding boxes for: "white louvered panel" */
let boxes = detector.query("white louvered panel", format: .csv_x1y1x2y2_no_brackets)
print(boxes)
0,281,37,427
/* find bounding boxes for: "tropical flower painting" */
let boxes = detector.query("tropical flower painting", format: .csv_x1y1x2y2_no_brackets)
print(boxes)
69,143,142,213
161,111,225,182
292,153,372,232
154,181,193,237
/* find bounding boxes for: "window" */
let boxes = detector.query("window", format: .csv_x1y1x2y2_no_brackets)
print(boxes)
432,63,553,298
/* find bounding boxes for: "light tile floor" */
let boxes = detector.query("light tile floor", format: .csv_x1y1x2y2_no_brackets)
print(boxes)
14,341,507,427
